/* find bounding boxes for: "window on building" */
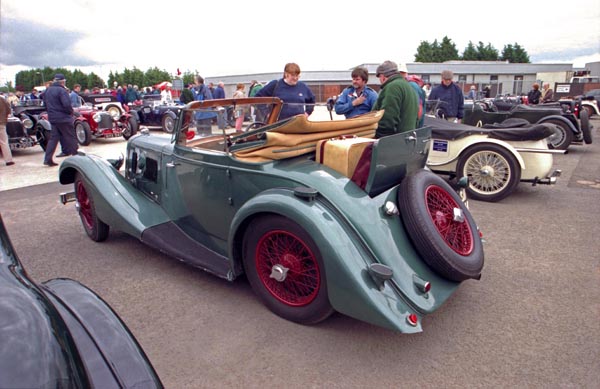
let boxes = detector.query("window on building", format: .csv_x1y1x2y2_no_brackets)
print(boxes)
513,75,524,95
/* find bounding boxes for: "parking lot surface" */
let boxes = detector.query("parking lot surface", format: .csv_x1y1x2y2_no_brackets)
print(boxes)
0,117,599,388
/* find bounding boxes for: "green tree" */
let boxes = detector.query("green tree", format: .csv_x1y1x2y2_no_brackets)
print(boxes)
438,36,460,62
415,36,459,62
461,41,479,60
415,40,436,62
182,71,196,86
476,42,499,61
501,43,530,63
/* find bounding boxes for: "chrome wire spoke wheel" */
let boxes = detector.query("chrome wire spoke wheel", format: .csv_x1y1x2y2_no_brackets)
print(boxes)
464,150,511,196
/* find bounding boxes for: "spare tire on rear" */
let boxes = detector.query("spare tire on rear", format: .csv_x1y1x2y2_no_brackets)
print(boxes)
398,169,484,282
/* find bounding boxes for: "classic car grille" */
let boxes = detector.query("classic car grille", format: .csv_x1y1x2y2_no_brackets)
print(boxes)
6,119,26,138
98,113,114,129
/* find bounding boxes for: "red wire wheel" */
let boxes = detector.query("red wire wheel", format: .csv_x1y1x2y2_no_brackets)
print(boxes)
76,179,94,231
425,185,474,256
74,173,109,242
244,216,333,324
254,230,320,306
398,170,484,282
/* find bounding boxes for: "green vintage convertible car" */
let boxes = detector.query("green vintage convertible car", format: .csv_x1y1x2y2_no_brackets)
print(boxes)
58,97,484,333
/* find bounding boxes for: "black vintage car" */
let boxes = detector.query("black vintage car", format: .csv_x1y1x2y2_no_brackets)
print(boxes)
127,95,184,133
6,101,49,151
0,214,163,388
429,99,592,150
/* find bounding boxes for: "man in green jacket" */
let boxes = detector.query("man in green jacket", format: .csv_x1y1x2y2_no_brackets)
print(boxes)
372,60,419,138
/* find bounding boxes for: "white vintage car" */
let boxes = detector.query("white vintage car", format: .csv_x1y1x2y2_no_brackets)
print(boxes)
425,116,564,202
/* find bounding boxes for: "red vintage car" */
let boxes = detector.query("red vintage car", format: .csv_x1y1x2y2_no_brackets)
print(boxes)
36,102,139,146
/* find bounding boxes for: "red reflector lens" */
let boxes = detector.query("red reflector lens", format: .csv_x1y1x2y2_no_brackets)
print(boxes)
407,313,418,326
423,282,431,293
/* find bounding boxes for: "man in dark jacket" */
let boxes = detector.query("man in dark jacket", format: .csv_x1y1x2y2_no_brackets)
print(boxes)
179,84,195,104
42,73,77,166
429,70,464,123
371,60,419,138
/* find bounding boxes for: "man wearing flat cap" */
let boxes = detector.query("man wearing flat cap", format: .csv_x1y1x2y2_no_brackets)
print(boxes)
429,70,464,123
372,60,419,138
42,73,78,166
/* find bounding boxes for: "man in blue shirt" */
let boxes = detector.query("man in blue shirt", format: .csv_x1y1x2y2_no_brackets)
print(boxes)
70,84,82,107
213,82,225,99
256,63,315,121
334,67,378,118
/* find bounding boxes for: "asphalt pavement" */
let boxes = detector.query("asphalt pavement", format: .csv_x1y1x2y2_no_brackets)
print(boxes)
0,117,599,388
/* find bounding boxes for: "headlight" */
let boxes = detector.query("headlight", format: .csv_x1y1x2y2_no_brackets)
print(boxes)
22,118,34,129
93,113,102,123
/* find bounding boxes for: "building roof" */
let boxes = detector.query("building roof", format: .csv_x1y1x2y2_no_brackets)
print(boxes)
206,61,576,85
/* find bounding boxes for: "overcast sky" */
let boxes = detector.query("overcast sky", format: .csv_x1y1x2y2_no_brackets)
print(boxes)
1,0,599,86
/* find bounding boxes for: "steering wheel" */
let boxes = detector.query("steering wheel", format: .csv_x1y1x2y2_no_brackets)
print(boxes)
244,121,265,132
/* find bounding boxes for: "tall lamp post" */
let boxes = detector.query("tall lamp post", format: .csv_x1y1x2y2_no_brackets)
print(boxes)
36,72,45,86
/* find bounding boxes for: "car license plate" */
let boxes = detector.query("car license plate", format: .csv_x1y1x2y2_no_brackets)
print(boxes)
103,131,122,138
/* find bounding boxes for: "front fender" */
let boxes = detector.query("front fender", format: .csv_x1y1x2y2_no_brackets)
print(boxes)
35,118,52,132
59,153,170,239
41,279,163,388
537,115,579,134
229,188,425,333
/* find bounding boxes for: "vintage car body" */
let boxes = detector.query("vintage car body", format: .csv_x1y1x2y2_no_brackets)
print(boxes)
127,95,184,133
575,96,599,117
82,93,124,117
36,107,137,147
460,100,592,150
6,101,49,151
425,117,563,202
58,98,484,333
0,214,163,388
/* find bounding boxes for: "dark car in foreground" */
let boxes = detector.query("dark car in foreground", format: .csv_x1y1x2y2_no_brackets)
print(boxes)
0,214,163,388
58,97,484,333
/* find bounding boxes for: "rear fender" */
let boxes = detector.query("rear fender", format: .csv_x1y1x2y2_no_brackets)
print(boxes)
429,137,526,170
537,115,579,134
581,101,600,115
164,110,177,120
59,153,170,239
229,188,425,333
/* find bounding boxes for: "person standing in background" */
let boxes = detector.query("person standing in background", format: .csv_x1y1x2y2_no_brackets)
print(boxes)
248,80,263,97
334,66,378,118
256,63,315,120
70,84,82,107
541,83,554,103
371,60,419,138
179,83,195,104
42,74,78,167
527,83,541,105
232,83,246,130
428,70,464,123
213,82,226,99
0,94,15,166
